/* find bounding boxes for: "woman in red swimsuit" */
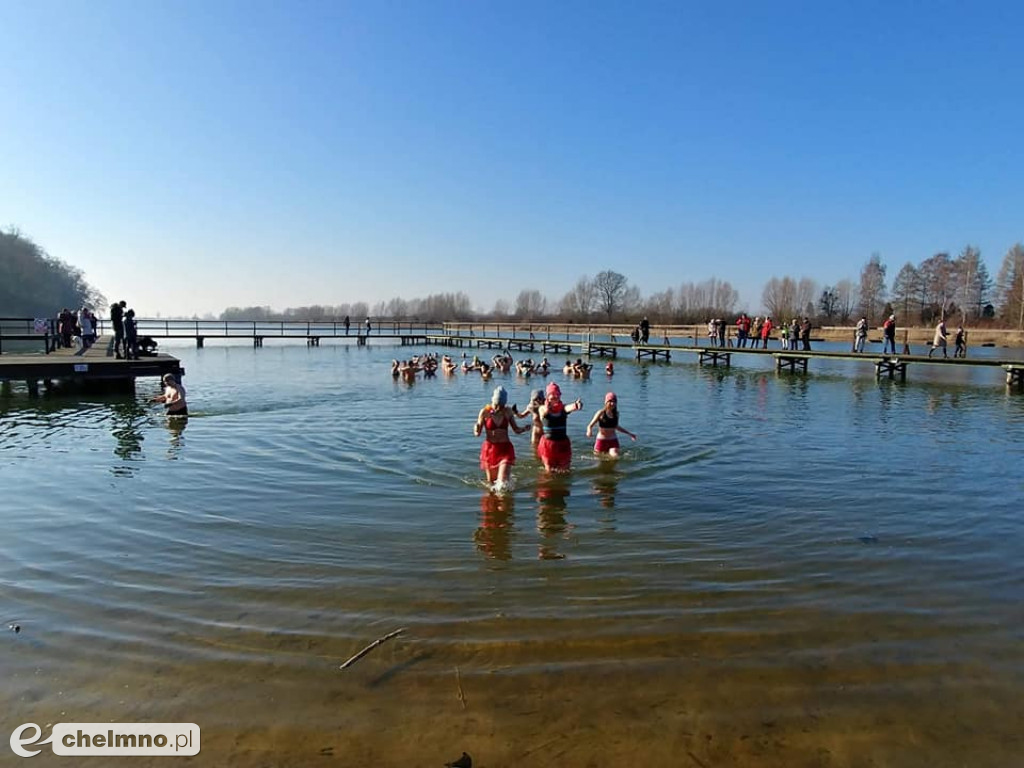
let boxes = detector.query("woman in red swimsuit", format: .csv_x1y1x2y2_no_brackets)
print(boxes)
536,381,584,472
585,391,636,457
474,386,527,487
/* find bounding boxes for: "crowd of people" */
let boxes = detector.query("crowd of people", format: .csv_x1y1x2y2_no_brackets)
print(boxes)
388,348,639,492
51,300,153,359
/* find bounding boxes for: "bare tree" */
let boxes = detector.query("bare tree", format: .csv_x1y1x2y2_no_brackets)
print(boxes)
492,299,510,318
952,245,990,323
559,275,597,320
834,278,857,323
514,289,547,321
762,276,798,320
995,243,1024,328
857,253,887,323
920,252,954,322
593,270,630,320
891,262,922,323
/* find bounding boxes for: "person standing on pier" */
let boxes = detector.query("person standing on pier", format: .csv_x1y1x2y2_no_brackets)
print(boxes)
854,317,868,353
110,300,127,358
639,316,650,344
760,316,773,348
123,309,139,359
882,315,897,355
344,315,350,335
928,319,949,358
800,317,812,351
365,316,371,335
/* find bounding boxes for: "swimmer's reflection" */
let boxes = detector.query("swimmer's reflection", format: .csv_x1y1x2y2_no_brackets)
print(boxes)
475,492,515,561
110,401,147,473
536,473,571,560
592,460,623,519
166,415,188,458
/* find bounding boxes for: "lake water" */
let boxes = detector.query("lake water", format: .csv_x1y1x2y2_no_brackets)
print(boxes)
2,339,1023,767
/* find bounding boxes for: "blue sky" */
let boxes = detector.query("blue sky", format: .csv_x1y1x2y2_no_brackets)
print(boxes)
2,0,1022,317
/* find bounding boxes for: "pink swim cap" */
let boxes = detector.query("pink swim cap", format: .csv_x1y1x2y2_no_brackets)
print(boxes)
605,391,617,402
546,381,561,398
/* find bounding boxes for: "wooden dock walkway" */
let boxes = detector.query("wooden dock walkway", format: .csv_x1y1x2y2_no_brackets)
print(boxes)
0,336,184,396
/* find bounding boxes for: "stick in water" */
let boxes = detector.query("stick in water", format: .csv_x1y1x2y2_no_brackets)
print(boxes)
339,628,406,670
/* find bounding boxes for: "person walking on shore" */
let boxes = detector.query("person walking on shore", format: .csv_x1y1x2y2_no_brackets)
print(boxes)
929,319,949,358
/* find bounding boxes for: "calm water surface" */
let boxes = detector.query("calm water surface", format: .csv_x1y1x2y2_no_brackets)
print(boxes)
2,340,1023,767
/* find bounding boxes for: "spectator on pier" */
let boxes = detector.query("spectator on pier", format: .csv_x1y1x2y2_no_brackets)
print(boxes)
586,392,637,458
344,315,350,335
750,317,763,349
717,318,726,347
735,313,749,348
954,326,967,358
790,319,800,350
800,317,812,351
474,385,527,488
882,315,897,355
761,316,773,348
58,307,74,348
928,319,949,358
365,317,371,335
78,307,95,349
854,317,868,353
536,381,584,472
123,309,139,359
152,373,188,416
110,300,127,358
639,316,650,344
630,325,641,345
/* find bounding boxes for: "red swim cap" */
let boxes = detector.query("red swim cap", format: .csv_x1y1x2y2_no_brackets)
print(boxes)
546,381,561,398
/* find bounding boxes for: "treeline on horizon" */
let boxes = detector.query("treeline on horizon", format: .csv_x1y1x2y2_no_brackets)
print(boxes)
3,228,1023,330
223,247,1024,330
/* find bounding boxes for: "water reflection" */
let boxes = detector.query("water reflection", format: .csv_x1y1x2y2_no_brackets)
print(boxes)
591,460,622,511
475,492,514,561
109,401,147,475
536,473,572,560
166,415,188,459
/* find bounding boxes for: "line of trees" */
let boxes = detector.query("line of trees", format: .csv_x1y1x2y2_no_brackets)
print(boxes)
4,226,1023,330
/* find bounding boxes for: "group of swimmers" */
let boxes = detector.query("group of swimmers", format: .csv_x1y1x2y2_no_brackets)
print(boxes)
473,381,637,490
391,354,441,381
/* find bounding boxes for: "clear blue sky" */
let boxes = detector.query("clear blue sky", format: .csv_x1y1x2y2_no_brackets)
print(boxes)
2,0,1022,317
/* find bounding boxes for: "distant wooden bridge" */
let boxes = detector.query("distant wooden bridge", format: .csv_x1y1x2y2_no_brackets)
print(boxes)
2,318,1022,393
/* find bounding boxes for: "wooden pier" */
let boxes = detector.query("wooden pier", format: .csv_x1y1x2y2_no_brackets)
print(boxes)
0,337,184,396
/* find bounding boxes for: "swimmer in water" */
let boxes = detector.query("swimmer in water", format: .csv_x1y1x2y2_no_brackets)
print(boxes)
474,385,527,486
586,391,636,458
516,388,546,447
151,373,188,416
536,381,584,472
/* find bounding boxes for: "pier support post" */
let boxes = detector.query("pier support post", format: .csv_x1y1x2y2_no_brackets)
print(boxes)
27,380,39,398
1,381,11,397
196,337,205,348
